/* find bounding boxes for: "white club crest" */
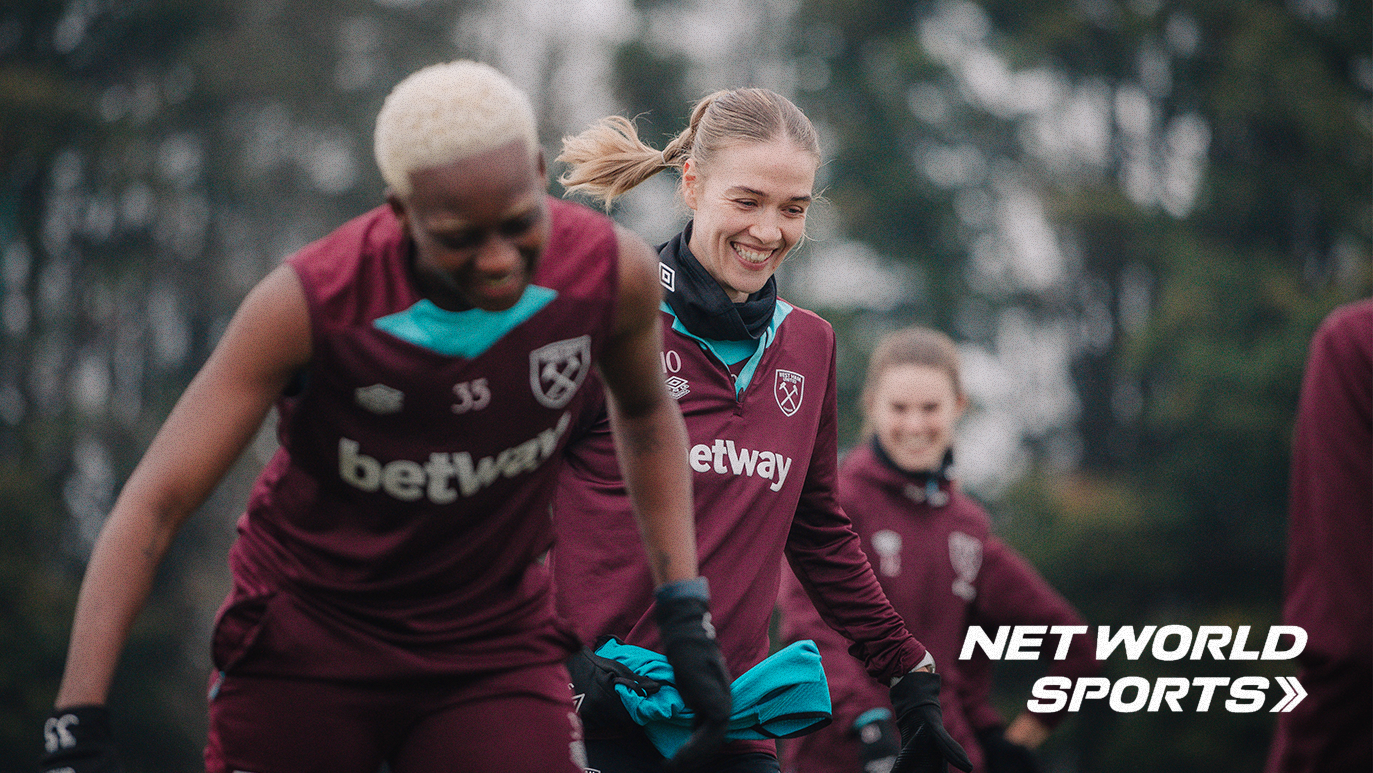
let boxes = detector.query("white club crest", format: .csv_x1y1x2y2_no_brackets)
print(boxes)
948,531,982,601
871,529,903,577
774,369,804,416
530,335,591,409
355,383,404,415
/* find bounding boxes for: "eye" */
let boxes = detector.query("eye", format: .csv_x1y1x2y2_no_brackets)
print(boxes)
435,231,482,251
499,210,540,237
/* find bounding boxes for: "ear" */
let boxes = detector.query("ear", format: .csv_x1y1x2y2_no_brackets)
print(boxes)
953,392,970,420
536,147,548,180
681,158,700,210
386,190,410,230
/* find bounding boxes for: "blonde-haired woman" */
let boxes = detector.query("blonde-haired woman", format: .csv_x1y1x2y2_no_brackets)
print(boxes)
777,327,1098,773
551,91,970,773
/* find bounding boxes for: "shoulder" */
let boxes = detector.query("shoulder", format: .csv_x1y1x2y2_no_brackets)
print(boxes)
775,295,834,338
946,489,993,532
288,205,400,273
1311,298,1373,363
772,296,837,373
545,196,618,254
538,197,623,301
286,205,407,318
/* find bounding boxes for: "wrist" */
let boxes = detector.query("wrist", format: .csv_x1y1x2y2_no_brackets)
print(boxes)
654,576,710,603
890,650,936,686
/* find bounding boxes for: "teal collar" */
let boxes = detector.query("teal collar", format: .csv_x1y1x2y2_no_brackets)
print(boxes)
374,286,557,358
662,299,792,398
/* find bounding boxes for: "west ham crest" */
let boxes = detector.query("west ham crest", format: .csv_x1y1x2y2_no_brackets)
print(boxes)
774,369,804,416
872,529,903,577
530,335,591,409
355,383,404,415
948,531,983,601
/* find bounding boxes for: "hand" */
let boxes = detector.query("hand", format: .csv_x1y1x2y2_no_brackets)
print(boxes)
855,713,900,773
653,578,732,772
888,670,973,773
40,706,123,773
567,641,662,739
975,726,1042,773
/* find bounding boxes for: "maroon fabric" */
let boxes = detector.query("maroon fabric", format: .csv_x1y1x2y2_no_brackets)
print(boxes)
777,443,1098,773
1266,299,1373,773
214,197,617,683
552,297,926,760
205,660,582,773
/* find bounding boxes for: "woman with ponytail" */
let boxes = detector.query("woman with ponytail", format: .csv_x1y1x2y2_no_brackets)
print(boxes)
550,90,971,773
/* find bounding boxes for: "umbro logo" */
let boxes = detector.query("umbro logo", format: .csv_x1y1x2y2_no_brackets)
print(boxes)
665,375,690,400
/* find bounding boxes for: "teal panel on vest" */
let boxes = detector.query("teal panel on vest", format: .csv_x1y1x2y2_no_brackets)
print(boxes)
375,285,557,358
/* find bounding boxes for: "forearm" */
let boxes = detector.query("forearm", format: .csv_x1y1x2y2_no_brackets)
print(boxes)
55,505,175,708
606,392,697,586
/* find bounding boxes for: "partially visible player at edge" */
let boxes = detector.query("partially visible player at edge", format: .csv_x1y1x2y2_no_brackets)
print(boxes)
41,60,730,773
1264,298,1372,773
551,89,971,773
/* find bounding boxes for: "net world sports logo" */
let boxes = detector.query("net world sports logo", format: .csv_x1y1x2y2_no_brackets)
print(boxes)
962,624,1309,714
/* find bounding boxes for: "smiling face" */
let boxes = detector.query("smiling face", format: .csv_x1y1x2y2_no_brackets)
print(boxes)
682,139,818,302
868,363,968,473
387,139,549,312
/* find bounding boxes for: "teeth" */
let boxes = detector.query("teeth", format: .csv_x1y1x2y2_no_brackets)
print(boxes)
734,244,772,264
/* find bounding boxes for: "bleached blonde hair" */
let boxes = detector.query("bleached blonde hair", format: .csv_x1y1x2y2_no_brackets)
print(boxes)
374,60,539,197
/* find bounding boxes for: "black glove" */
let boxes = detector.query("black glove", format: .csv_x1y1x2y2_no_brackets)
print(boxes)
653,578,732,772
40,706,123,773
855,712,901,773
889,670,973,773
567,638,663,739
975,726,1042,773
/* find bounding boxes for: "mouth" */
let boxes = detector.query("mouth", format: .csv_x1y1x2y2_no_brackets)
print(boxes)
466,269,526,308
732,242,776,268
894,437,937,456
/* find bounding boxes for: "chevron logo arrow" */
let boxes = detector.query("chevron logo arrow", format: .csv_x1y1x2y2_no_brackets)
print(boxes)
1271,675,1307,712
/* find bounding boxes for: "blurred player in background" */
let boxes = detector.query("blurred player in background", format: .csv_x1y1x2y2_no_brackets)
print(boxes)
1264,298,1372,773
777,326,1098,773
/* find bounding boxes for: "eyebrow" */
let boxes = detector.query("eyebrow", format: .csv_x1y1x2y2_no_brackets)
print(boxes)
425,199,541,231
728,185,813,204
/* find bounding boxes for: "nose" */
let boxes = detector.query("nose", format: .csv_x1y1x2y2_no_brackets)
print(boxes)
472,235,522,275
749,210,784,245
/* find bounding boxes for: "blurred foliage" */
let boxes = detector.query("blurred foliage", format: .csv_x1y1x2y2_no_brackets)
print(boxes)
1,0,1369,770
